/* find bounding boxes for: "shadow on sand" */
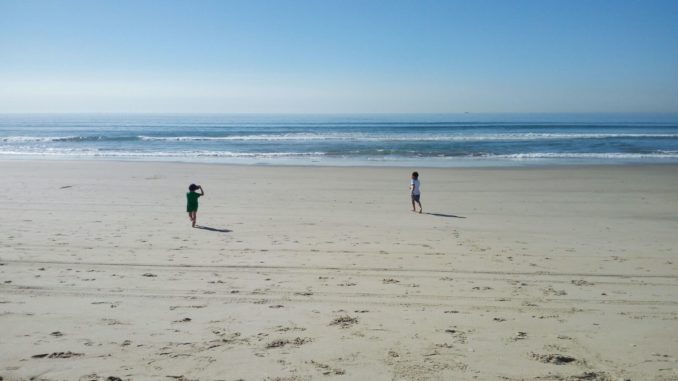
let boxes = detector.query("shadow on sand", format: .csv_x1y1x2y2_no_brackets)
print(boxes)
425,212,466,219
195,225,232,233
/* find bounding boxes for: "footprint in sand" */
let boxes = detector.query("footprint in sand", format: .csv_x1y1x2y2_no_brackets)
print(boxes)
543,286,567,296
265,337,312,349
330,315,359,328
529,352,576,364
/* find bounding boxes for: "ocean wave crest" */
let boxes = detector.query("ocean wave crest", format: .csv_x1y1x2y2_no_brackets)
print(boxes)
0,148,327,158
483,152,678,159
138,133,678,142
2,148,678,160
1,136,136,143
3,132,678,144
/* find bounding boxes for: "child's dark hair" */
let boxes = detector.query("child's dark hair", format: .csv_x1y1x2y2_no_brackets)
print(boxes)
412,171,419,178
189,183,199,191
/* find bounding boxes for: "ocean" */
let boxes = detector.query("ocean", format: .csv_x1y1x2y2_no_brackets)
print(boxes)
1,113,677,167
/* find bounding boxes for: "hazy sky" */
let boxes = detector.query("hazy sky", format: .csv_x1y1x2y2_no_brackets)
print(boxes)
1,0,677,113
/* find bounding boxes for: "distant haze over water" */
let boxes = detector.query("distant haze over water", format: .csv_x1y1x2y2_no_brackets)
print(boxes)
1,113,677,167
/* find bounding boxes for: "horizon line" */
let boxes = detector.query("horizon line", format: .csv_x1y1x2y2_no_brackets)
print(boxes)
2,111,678,115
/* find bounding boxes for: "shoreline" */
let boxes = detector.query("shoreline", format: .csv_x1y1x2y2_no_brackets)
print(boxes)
2,156,678,170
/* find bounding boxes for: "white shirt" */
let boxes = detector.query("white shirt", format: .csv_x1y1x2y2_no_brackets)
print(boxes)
411,179,421,195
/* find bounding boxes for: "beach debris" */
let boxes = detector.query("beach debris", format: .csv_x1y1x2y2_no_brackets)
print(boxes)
571,280,595,286
274,326,306,332
169,305,206,310
32,351,83,359
444,328,468,344
210,331,251,346
106,377,123,381
173,317,191,323
530,352,576,364
330,315,359,328
102,318,123,325
309,360,346,375
265,337,311,349
142,273,157,277
50,331,63,337
294,291,314,296
565,372,613,381
382,278,400,284
543,286,568,296
269,304,285,308
166,376,198,381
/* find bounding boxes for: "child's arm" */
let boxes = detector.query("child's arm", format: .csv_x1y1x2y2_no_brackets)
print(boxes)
199,185,205,196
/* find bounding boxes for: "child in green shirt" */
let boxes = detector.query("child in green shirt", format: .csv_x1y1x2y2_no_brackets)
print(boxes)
187,184,205,227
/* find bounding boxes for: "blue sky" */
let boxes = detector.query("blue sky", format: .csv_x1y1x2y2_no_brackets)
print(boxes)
1,0,677,113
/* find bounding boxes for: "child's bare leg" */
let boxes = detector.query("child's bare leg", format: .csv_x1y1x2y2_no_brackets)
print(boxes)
417,201,423,213
192,212,197,227
411,199,416,212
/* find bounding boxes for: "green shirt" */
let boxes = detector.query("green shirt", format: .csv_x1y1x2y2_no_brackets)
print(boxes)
186,191,201,211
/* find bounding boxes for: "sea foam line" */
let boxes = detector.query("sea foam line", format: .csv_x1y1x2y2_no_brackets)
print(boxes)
0,149,327,158
1,149,678,160
483,152,678,159
134,132,678,142
3,132,678,143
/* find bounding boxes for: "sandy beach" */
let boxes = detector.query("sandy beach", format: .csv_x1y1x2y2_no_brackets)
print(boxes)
1,160,677,381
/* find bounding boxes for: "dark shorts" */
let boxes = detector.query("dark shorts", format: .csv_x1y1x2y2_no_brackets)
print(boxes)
187,204,198,213
411,194,420,202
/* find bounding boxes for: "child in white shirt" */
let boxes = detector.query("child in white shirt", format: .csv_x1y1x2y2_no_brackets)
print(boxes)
410,171,422,213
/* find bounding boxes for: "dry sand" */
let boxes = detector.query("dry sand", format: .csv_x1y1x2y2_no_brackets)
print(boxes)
1,160,677,381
